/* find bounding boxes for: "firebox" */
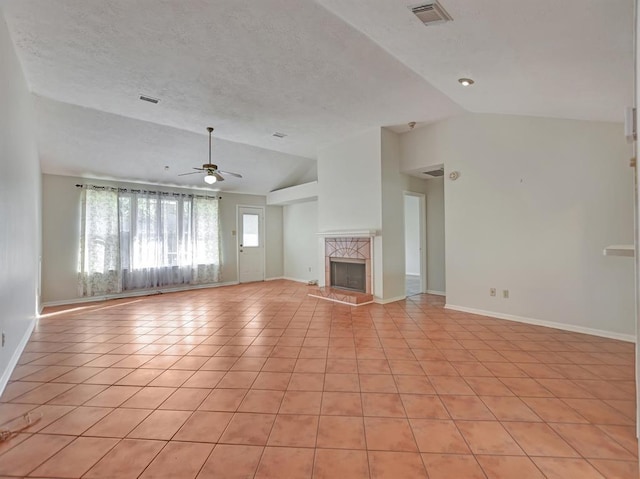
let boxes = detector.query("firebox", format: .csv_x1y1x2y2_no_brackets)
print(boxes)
330,258,366,293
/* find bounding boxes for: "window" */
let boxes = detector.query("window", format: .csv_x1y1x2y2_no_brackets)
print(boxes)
242,213,260,247
78,187,221,296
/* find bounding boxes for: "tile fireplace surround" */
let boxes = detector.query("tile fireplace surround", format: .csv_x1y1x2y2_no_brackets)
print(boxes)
324,237,372,295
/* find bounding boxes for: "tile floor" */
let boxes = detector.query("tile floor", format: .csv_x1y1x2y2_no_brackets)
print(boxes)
0,280,637,478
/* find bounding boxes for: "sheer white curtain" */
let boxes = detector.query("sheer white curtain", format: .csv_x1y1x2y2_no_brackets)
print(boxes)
78,188,121,296
192,196,221,284
120,192,193,290
78,188,221,296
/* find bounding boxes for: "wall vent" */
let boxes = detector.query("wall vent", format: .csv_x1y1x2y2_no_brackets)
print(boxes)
423,167,444,177
139,95,159,104
409,2,453,26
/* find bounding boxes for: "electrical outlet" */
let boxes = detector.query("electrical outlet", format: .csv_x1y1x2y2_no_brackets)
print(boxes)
490,288,496,297
308,267,312,272
1,332,5,348
503,290,509,299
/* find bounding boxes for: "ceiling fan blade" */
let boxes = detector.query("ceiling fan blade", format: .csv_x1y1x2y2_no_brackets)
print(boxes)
218,170,242,178
192,167,205,171
178,171,203,176
213,171,225,182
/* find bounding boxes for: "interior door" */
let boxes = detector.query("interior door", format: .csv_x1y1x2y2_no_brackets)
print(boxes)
238,206,265,283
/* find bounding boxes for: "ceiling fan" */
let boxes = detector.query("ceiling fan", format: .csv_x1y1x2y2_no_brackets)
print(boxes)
178,127,243,184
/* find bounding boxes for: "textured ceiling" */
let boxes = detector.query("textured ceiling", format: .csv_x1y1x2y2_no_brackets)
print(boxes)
0,0,633,193
36,96,316,195
317,0,634,123
1,0,460,158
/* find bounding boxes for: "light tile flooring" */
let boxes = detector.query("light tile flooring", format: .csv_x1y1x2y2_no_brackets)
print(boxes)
0,280,637,478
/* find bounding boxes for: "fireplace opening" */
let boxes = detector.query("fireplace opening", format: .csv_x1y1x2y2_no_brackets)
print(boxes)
330,259,366,293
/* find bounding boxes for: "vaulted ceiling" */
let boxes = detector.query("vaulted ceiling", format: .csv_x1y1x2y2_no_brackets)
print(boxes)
1,0,633,194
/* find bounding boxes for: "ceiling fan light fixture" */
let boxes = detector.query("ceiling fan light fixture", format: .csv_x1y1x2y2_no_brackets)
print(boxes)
204,173,217,184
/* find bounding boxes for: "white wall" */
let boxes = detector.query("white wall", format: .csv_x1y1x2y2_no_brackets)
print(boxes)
316,128,383,295
316,128,430,301
265,206,284,279
41,174,283,304
317,128,382,232
633,0,639,438
404,195,420,275
380,128,409,300
402,113,635,338
400,119,448,173
425,178,445,294
0,13,41,392
283,200,318,282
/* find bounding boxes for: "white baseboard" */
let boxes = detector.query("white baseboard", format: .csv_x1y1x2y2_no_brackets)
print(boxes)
375,295,407,305
265,276,284,281
406,273,421,277
41,281,240,308
426,290,446,296
282,277,315,284
0,317,37,397
445,304,636,343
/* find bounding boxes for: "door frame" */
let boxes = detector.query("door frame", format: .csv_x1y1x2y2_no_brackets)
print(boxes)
403,191,427,294
236,204,266,283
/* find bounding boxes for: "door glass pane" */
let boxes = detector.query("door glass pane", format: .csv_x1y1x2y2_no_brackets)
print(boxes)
243,213,260,247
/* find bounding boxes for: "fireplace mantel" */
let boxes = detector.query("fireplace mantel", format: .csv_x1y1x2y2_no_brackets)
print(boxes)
317,229,378,238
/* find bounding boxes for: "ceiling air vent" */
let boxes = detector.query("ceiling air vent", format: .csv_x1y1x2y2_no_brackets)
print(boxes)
409,2,452,26
139,95,159,104
423,167,444,177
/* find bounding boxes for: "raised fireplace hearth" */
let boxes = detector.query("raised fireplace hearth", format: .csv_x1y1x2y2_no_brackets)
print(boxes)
309,233,375,305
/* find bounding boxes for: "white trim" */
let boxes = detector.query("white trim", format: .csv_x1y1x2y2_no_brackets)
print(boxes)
317,230,378,238
426,290,446,296
281,277,313,284
41,281,239,308
265,276,284,281
445,304,636,343
374,295,407,305
308,293,374,307
0,318,37,397
603,244,634,257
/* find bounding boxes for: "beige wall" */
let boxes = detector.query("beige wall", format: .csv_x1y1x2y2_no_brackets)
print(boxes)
425,177,445,294
42,174,283,304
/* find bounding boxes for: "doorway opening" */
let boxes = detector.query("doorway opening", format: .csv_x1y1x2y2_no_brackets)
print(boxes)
404,193,426,296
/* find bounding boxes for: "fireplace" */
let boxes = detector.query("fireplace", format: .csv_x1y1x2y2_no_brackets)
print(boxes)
324,236,372,295
330,258,366,292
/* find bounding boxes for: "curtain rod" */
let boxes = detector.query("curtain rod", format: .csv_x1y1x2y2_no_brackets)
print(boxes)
75,184,222,200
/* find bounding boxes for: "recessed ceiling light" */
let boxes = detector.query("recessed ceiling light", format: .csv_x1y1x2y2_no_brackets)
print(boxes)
273,132,287,138
139,94,159,104
458,78,474,86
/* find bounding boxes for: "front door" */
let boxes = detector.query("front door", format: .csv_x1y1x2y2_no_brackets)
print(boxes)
238,206,265,283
